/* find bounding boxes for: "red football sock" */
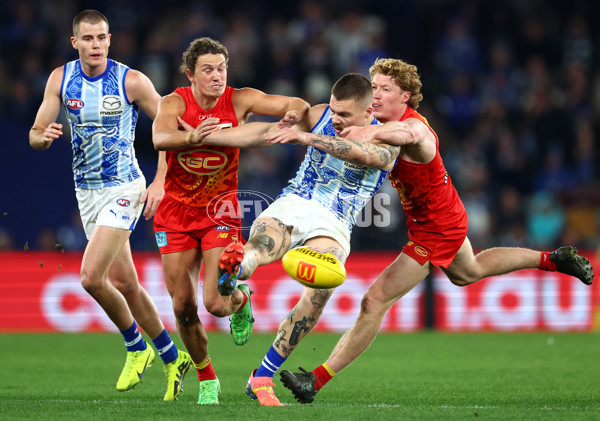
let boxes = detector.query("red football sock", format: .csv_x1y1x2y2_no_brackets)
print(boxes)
195,355,217,381
539,252,558,272
313,364,334,391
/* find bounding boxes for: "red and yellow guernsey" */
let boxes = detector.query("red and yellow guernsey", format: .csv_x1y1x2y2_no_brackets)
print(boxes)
388,107,468,237
165,86,239,208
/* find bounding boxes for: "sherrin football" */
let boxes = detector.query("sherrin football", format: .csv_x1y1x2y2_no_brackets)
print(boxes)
281,246,346,288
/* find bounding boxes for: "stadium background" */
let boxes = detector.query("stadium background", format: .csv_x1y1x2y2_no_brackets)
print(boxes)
1,0,599,333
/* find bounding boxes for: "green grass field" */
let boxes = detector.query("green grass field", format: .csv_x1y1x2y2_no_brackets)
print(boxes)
1,332,598,420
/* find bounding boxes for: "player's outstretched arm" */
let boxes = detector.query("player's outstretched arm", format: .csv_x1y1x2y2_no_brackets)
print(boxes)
200,121,278,148
30,68,64,150
343,119,437,164
234,87,310,125
267,127,399,170
342,119,432,148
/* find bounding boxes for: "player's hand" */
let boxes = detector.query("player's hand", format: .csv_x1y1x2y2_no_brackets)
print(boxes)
265,126,309,145
340,125,378,142
177,116,221,145
140,180,165,220
277,110,301,129
41,123,63,146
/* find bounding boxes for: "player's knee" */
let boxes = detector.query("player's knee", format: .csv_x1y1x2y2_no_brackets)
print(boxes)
449,277,469,287
172,298,199,325
112,278,137,297
445,262,485,286
80,268,103,296
360,293,384,315
448,273,478,287
204,300,228,318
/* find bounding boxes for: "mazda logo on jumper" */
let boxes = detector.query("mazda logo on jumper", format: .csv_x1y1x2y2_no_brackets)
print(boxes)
101,95,124,115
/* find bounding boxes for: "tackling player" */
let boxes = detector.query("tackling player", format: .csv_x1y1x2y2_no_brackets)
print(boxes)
151,37,309,404
273,58,594,403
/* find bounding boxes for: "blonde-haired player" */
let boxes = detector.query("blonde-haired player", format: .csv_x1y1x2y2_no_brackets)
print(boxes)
277,58,593,403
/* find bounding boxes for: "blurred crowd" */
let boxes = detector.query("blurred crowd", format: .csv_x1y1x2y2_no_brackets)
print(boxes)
1,0,600,253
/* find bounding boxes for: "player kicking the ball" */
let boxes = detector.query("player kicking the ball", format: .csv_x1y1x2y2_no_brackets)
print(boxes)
272,58,594,404
180,73,399,406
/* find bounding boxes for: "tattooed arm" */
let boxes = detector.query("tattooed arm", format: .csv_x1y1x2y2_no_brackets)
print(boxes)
312,133,399,170
265,126,399,170
341,119,437,165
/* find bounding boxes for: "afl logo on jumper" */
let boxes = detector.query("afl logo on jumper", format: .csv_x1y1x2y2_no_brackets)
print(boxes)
177,149,228,175
100,95,124,115
66,99,84,109
116,198,130,207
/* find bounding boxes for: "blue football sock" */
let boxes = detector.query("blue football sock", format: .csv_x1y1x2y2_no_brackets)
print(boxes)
255,345,287,378
120,321,147,352
152,329,179,364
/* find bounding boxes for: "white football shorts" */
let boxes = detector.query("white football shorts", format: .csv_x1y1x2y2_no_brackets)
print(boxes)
257,193,351,255
75,177,146,239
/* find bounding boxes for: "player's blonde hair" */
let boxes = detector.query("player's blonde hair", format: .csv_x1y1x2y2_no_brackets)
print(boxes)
369,58,423,109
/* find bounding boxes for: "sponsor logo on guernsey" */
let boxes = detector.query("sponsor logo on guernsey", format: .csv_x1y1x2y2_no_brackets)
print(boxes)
297,261,317,283
177,149,228,175
66,99,84,109
414,246,428,257
116,198,130,207
343,162,368,170
100,95,124,115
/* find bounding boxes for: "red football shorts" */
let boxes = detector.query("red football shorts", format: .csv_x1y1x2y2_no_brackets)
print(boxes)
153,194,244,254
403,226,467,268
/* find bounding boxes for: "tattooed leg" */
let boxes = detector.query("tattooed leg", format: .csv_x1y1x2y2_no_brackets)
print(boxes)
304,238,348,264
239,217,292,280
273,287,333,357
270,238,347,355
